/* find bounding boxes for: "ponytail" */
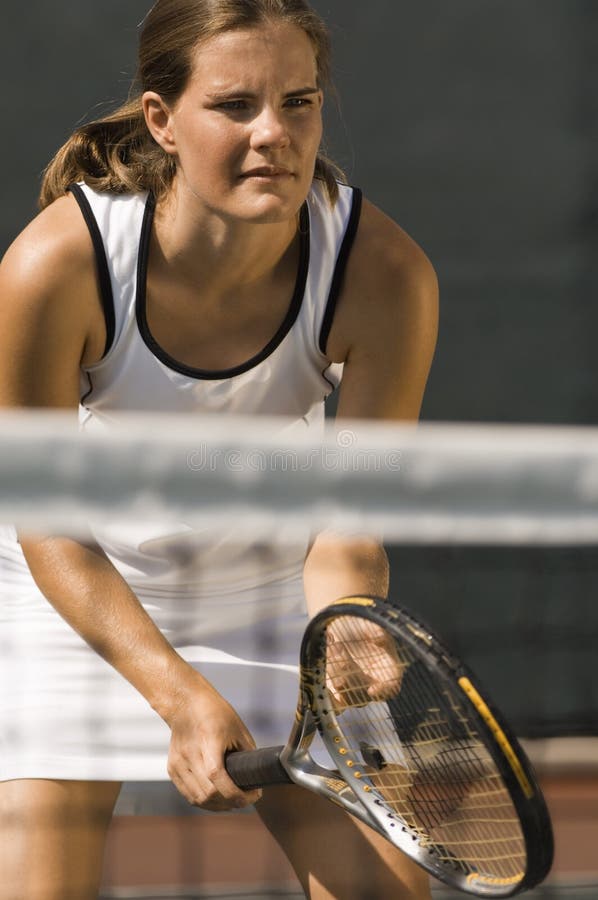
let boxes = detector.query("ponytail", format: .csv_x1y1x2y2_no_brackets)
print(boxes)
314,154,345,206
38,97,177,209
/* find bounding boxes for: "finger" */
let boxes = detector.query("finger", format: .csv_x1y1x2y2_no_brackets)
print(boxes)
169,743,237,810
326,641,372,708
364,633,404,699
328,636,404,705
209,767,262,807
325,641,356,708
169,762,212,807
202,745,262,807
366,648,403,699
171,758,257,810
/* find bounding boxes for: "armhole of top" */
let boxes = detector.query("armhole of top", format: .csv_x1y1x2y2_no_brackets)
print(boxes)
68,183,116,359
318,187,364,356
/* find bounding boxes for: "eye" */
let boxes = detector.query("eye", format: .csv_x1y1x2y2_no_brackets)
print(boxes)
215,100,249,112
285,97,312,108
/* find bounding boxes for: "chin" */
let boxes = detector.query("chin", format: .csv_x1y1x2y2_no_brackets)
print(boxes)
235,195,303,224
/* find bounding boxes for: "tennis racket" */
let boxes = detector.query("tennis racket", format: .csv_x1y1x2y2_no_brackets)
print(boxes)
225,595,553,897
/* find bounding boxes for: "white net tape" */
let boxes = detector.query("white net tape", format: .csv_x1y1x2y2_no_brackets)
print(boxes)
2,410,598,543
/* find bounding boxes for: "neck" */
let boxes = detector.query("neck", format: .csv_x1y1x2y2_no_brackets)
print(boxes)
152,179,301,295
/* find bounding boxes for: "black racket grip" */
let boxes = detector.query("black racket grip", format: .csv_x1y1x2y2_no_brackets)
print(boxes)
225,746,290,790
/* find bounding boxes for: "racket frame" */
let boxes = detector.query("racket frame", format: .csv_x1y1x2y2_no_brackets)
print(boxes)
298,596,553,897
278,698,384,828
226,595,554,897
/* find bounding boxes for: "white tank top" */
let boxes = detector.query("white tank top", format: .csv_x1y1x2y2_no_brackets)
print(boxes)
65,178,363,592
71,179,362,423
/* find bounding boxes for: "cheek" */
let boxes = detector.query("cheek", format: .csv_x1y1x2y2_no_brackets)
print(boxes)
302,115,323,153
176,117,245,168
301,122,324,165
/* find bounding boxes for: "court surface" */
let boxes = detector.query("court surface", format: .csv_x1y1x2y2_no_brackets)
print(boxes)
100,741,598,899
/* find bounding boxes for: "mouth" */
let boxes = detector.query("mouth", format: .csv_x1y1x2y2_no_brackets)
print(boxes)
240,166,293,179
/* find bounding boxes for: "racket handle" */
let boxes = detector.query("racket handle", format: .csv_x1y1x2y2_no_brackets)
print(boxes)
225,746,290,789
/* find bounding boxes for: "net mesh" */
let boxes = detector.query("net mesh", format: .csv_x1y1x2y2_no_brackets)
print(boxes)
0,412,596,898
4,410,598,543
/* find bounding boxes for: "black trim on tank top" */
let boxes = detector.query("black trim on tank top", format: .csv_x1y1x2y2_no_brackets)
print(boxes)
135,194,311,381
68,183,116,358
80,370,94,405
321,362,338,396
318,187,363,356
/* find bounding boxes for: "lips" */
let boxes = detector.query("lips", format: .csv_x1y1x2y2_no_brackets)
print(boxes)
240,166,292,178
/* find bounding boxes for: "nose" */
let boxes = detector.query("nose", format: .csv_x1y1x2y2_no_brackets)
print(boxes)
249,105,291,151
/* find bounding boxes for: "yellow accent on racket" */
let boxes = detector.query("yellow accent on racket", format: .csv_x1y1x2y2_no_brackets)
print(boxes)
459,677,534,799
330,596,376,608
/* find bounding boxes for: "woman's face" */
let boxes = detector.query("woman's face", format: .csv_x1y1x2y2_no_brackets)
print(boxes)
149,22,324,224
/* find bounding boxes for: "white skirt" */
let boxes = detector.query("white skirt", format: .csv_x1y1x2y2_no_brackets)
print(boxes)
0,527,307,782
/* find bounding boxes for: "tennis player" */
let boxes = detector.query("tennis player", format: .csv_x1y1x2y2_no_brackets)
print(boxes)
0,1,438,897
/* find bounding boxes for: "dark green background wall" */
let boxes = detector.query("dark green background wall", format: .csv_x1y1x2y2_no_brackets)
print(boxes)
3,2,597,735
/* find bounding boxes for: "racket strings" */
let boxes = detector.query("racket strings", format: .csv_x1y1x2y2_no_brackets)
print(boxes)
320,616,527,882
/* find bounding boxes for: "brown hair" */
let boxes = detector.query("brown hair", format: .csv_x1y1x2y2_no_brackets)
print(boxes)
39,0,345,209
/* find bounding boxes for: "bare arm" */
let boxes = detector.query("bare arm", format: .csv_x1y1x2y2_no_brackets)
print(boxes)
302,200,437,701
0,199,259,809
329,198,439,425
18,533,258,807
304,198,439,616
304,534,389,616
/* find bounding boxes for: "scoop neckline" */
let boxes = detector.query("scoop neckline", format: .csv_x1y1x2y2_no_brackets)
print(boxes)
135,195,311,381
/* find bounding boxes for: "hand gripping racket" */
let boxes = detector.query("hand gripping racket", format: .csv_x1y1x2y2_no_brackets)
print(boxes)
225,596,553,897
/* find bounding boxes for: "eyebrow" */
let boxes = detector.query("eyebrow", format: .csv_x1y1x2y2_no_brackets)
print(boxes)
285,87,320,98
206,86,320,100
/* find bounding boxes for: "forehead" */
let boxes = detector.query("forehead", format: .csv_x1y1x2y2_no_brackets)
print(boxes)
188,23,318,90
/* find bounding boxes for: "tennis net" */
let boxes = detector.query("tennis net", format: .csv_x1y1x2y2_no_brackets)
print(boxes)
1,411,596,899
4,410,598,543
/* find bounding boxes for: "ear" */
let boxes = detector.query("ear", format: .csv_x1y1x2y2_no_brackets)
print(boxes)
142,91,177,155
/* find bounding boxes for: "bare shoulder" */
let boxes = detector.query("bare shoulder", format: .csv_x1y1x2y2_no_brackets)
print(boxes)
0,193,106,406
328,197,439,421
327,197,439,364
1,193,95,297
355,198,438,292
1,193,105,359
